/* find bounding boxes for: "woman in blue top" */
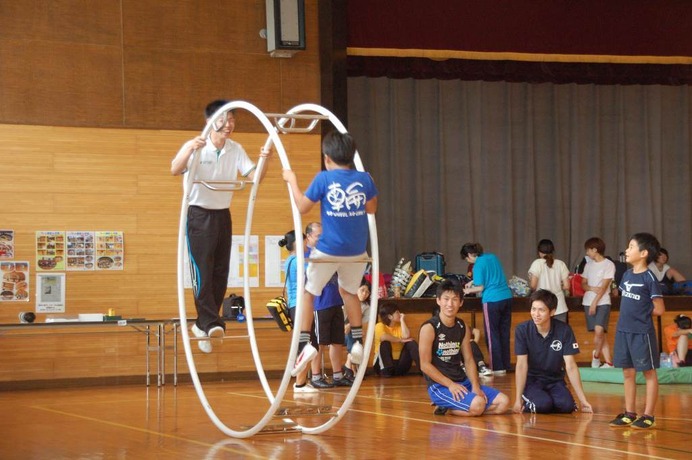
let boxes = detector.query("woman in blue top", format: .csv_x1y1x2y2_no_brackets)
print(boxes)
461,242,513,374
278,230,302,320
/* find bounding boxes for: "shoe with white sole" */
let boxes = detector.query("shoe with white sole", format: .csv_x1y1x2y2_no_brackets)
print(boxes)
600,362,614,369
293,382,319,393
478,363,493,377
291,343,318,377
191,323,212,353
208,326,225,338
591,351,601,368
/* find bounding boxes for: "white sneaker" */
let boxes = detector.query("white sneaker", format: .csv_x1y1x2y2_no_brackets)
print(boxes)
291,343,318,377
600,362,614,369
208,326,225,338
591,352,601,368
478,363,494,377
350,342,364,365
492,370,507,376
191,323,211,353
293,382,319,393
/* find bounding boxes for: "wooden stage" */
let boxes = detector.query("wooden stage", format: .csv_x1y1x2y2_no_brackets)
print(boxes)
1,373,690,459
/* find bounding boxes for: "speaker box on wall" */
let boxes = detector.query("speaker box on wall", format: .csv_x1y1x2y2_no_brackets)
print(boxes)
265,0,306,58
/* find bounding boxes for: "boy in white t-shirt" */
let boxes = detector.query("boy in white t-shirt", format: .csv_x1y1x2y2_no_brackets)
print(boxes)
581,237,616,368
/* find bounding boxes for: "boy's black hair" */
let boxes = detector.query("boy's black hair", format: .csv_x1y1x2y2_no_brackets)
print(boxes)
205,99,234,118
529,289,558,311
675,314,691,330
322,130,356,166
436,279,464,299
630,232,661,265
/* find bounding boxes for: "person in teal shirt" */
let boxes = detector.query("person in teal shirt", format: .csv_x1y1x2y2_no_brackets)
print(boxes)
461,242,513,374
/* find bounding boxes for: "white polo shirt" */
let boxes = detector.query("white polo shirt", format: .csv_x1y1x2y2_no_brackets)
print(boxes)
184,138,255,210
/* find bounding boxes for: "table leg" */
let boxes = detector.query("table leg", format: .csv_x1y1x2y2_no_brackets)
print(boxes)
173,322,178,386
145,325,151,386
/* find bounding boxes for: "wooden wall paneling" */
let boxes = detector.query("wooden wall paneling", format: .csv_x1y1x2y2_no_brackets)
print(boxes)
0,2,122,43
121,1,269,53
0,123,323,382
1,1,321,130
122,49,283,131
0,39,124,126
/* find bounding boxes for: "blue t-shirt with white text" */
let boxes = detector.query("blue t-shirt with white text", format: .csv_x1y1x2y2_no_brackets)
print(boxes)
305,169,378,256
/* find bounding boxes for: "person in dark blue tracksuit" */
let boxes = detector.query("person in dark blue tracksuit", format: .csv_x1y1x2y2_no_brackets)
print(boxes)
513,289,593,414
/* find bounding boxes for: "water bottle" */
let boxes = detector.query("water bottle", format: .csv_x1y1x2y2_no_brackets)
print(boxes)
660,353,672,369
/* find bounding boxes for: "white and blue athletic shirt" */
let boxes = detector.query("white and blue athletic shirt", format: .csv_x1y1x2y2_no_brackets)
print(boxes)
305,169,378,256
184,138,255,210
617,269,663,333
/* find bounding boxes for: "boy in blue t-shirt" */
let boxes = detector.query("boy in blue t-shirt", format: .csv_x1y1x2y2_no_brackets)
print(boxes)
282,131,378,376
609,233,665,430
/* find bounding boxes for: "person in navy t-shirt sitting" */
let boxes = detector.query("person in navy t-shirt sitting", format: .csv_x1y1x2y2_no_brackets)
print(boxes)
513,289,593,414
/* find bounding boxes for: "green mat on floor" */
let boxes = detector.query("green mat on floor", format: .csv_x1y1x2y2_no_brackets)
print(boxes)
579,367,692,384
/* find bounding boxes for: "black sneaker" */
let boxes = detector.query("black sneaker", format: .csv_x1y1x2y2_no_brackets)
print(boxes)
433,406,448,416
631,415,656,430
310,377,334,389
342,366,355,382
609,412,637,427
332,377,353,387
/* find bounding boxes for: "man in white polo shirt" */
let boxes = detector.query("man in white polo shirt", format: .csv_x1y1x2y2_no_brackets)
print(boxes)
171,100,271,352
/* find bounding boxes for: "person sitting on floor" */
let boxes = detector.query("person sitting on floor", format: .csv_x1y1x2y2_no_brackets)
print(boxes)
373,302,420,377
420,280,509,417
513,289,593,414
664,314,692,367
431,305,492,377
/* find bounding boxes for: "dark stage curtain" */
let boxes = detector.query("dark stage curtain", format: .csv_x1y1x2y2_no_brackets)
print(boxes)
347,77,692,278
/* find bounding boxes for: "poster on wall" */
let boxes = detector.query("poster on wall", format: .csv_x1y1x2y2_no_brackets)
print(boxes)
36,272,65,312
0,230,14,259
182,235,259,289
0,261,30,302
265,235,288,288
229,235,259,288
95,231,124,270
66,231,96,271
36,231,66,271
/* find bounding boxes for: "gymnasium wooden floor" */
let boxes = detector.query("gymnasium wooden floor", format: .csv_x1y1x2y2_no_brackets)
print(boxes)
1,373,690,459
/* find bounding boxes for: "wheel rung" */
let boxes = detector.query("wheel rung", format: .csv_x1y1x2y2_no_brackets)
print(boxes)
275,405,334,416
195,180,251,191
187,335,249,341
244,422,301,434
264,113,330,120
305,257,372,264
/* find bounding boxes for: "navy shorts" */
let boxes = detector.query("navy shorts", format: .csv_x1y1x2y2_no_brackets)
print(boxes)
428,380,501,412
314,305,345,345
613,330,659,371
584,304,611,331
